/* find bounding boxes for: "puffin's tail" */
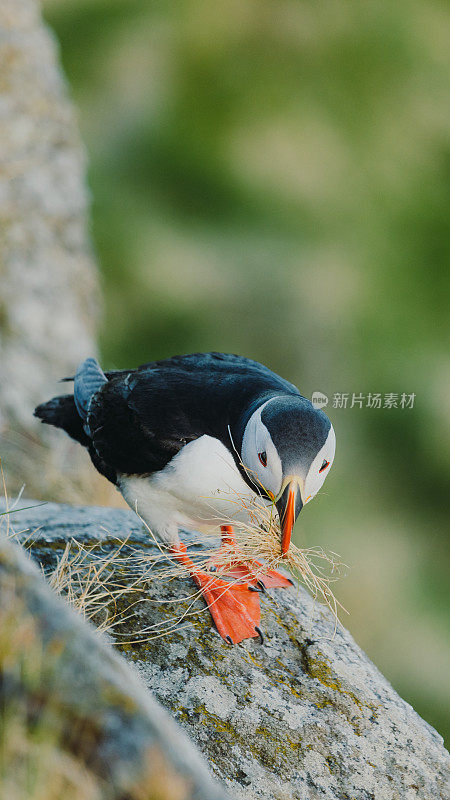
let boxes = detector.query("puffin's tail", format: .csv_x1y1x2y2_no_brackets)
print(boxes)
34,394,90,446
34,357,108,445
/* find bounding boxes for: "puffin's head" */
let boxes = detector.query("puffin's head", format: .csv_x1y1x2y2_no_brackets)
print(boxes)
240,395,335,556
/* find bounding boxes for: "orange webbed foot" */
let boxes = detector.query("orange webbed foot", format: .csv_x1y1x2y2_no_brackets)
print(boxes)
170,542,263,644
223,561,294,589
194,571,263,644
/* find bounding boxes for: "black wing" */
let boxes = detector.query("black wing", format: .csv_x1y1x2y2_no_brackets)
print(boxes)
104,352,299,386
87,352,301,479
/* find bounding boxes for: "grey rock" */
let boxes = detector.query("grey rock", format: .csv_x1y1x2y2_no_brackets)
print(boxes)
6,500,450,800
0,522,229,800
0,1,101,499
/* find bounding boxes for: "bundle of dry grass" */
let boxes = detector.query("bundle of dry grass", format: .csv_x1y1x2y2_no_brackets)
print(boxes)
42,490,347,645
1,459,346,642
131,491,347,626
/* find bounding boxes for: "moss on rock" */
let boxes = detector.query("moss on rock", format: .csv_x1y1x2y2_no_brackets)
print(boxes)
7,500,450,800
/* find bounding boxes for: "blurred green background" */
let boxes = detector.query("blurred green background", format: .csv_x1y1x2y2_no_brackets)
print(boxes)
42,0,449,741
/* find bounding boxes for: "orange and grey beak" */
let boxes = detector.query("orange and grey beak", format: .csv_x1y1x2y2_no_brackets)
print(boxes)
276,480,303,557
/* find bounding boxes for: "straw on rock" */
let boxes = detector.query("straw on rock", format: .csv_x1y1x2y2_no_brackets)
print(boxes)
1,465,346,641
131,491,347,624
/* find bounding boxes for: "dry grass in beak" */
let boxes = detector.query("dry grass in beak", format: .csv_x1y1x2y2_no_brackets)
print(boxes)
225,501,347,621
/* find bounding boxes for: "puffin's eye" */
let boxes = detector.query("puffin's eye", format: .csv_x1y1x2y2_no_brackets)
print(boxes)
258,451,267,467
319,459,329,473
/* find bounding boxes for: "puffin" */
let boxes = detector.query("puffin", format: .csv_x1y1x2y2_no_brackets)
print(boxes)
35,352,335,644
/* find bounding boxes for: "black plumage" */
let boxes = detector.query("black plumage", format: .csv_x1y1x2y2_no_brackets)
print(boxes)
35,352,301,489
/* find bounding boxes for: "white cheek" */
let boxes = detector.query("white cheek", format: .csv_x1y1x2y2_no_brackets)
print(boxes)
241,404,282,496
304,426,335,503
261,440,282,495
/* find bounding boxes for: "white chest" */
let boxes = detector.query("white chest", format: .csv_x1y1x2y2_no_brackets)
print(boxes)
118,435,269,543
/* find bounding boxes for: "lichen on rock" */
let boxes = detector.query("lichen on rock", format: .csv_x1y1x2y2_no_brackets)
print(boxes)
0,514,228,800
6,500,450,800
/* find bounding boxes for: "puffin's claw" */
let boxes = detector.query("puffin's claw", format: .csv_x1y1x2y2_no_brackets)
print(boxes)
255,626,264,644
253,569,294,589
256,580,267,594
225,635,233,645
